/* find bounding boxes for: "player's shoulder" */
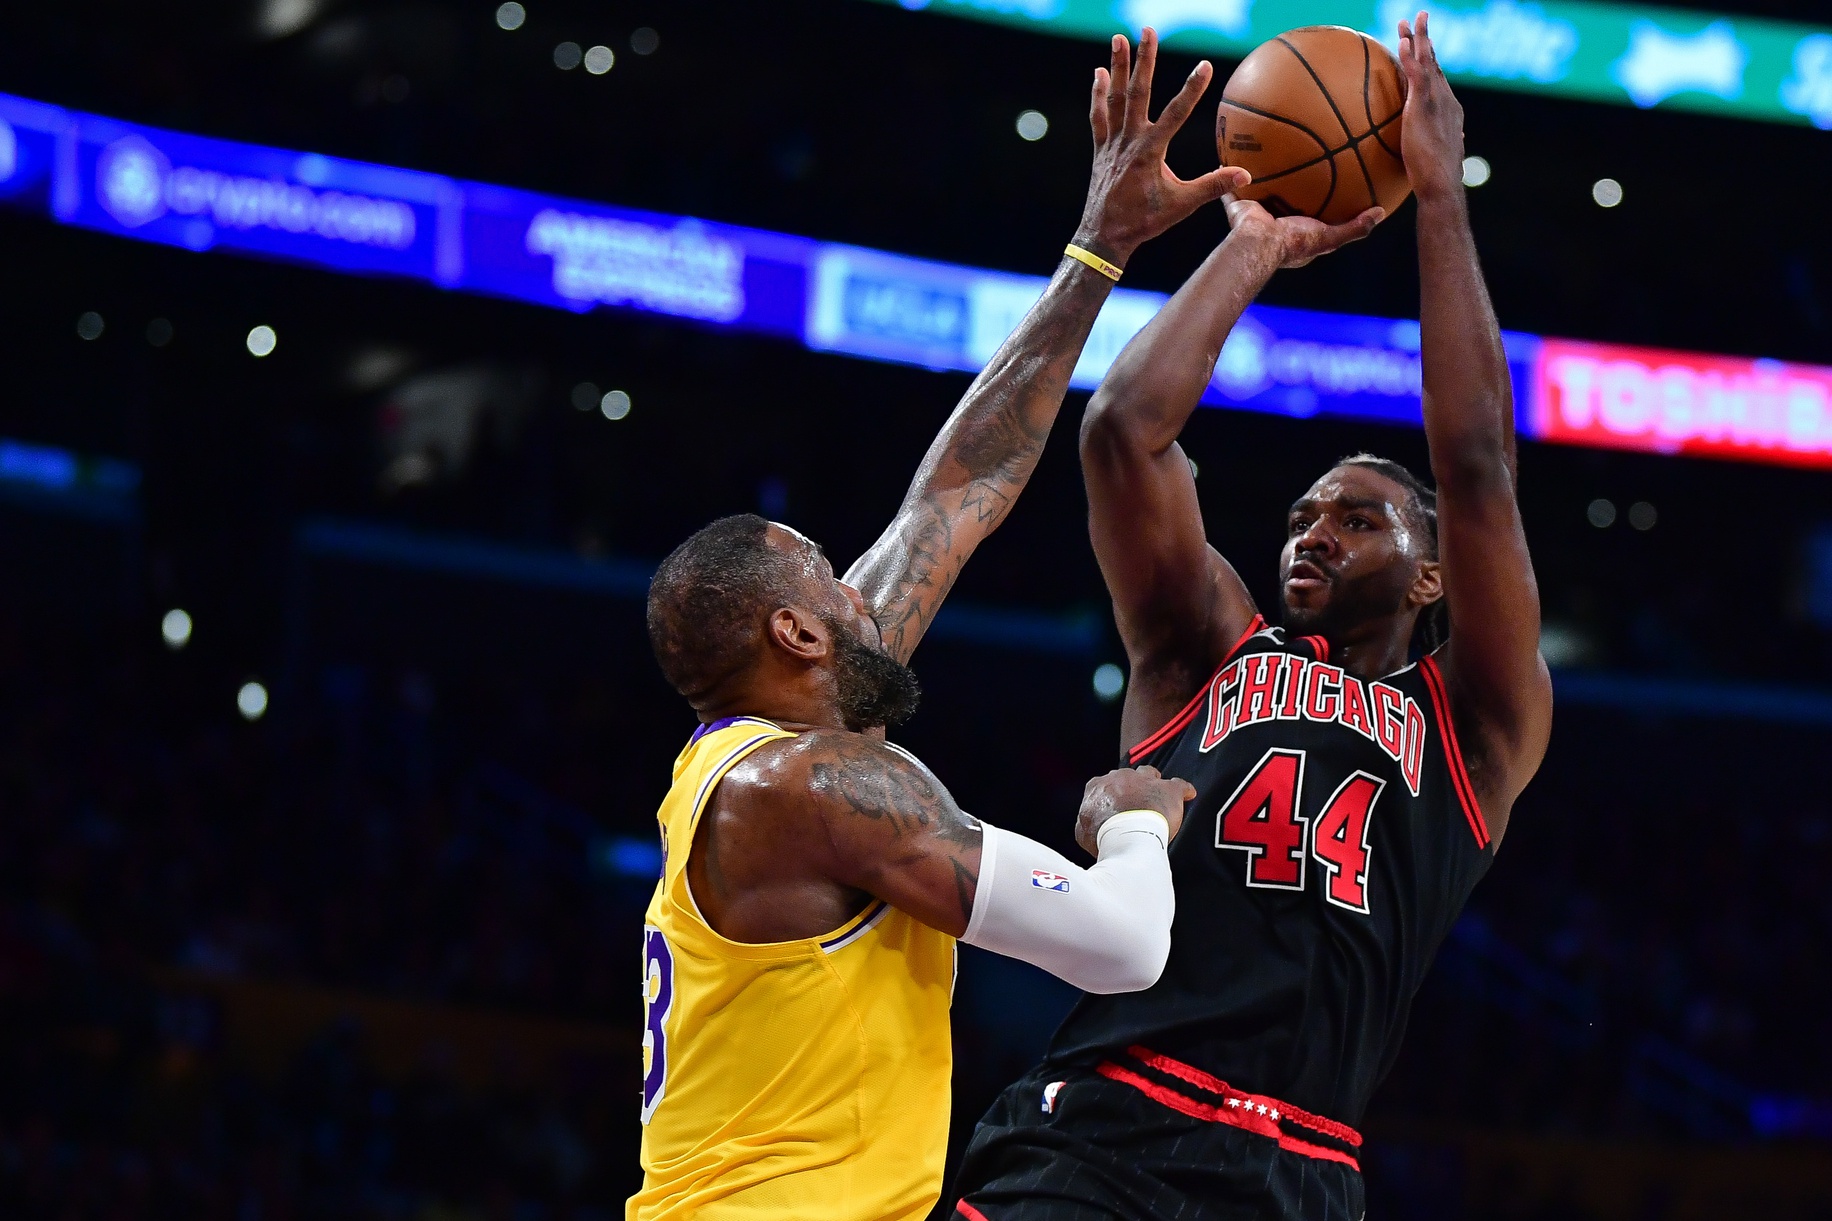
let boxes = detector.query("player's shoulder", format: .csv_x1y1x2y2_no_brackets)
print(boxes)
718,728,928,810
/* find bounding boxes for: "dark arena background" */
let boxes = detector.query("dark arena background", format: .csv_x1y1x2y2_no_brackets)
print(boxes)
4,1,1832,1217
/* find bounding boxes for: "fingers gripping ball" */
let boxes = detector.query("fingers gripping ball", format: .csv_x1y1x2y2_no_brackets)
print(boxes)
1217,26,1410,225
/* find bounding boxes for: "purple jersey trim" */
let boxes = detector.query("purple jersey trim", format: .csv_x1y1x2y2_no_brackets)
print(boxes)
819,901,890,952
689,715,770,745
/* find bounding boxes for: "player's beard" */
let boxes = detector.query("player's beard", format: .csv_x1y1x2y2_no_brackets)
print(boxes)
822,612,922,732
1280,560,1414,640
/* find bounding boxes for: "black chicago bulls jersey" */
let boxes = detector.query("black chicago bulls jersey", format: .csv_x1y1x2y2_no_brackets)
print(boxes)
1046,617,1495,1128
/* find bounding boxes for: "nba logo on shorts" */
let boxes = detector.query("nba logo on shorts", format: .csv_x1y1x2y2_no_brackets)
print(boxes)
1041,1081,1066,1114
1030,869,1070,892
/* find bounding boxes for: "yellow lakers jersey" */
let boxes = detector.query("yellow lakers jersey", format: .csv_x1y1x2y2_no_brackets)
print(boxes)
628,716,956,1221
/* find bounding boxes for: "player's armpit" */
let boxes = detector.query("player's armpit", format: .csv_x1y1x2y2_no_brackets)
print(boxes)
1410,182,1553,835
1433,467,1553,820
1401,15,1550,828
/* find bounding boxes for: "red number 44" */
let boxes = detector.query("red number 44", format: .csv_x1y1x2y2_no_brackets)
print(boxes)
1215,747,1385,914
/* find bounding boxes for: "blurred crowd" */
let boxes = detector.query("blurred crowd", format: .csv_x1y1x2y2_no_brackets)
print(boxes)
1,585,1829,1220
0,599,654,1218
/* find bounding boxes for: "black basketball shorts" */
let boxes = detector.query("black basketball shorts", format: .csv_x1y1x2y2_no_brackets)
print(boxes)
953,1048,1366,1221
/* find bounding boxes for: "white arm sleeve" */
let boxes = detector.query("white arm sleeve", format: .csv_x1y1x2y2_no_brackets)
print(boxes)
961,812,1174,994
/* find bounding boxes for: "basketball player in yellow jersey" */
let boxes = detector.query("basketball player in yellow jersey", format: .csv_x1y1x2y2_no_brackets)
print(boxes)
629,31,1375,1221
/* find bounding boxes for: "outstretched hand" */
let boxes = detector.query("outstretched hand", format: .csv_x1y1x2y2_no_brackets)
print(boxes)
1397,11,1466,202
1222,194,1383,269
1075,28,1252,267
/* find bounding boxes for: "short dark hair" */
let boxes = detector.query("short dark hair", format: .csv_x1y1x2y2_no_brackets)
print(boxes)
647,514,803,700
1337,454,1447,653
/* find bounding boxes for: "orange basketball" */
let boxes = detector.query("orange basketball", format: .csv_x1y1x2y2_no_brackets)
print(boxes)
1217,26,1410,226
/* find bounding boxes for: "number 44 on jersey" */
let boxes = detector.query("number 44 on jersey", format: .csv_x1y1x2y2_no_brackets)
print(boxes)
1216,747,1385,915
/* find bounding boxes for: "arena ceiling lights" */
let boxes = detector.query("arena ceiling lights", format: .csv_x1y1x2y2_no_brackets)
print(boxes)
3,89,1831,471
864,0,1832,129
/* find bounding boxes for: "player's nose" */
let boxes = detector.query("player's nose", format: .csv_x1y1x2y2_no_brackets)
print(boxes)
1295,519,1337,554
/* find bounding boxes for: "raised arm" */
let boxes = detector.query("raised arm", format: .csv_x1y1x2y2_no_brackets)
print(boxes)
1399,13,1551,839
1080,206,1380,751
846,29,1248,664
703,733,1196,993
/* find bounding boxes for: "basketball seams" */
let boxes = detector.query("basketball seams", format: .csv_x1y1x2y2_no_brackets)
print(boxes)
1361,34,1375,134
1274,35,1353,142
1354,33,1379,212
1368,107,1403,162
1219,102,1396,191
1227,27,1407,221
1219,98,1337,217
1242,149,1337,186
1362,31,1405,164
1277,31,1377,215
1217,97,1331,153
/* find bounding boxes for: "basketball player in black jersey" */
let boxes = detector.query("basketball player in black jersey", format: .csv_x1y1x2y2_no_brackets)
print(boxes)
954,15,1553,1220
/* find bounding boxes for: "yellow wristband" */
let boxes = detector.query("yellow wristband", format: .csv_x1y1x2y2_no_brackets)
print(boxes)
1063,243,1123,282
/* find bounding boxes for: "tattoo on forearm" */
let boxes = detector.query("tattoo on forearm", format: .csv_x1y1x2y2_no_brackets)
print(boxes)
874,504,958,660
953,391,1051,484
861,271,1110,661
960,482,1012,527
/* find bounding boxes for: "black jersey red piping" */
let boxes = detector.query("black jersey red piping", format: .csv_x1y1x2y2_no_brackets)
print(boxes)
1126,616,1267,765
1418,653,1491,849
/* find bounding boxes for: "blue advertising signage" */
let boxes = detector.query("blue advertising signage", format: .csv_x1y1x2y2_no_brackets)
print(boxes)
1206,305,1543,429
461,182,813,339
60,112,460,284
6,87,1829,472
0,94,65,208
802,244,1542,429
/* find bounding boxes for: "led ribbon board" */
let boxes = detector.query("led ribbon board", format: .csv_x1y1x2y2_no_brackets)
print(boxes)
2,91,1831,469
865,0,1832,129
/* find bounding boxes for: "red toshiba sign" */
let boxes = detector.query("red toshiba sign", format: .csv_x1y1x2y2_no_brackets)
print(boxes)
1532,338,1832,470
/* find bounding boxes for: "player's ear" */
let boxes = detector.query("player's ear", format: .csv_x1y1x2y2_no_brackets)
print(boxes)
1408,559,1443,610
765,605,829,663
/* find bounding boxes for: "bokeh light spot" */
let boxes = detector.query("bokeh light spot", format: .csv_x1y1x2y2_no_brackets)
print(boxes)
238,681,269,721
161,609,193,649
1093,662,1125,702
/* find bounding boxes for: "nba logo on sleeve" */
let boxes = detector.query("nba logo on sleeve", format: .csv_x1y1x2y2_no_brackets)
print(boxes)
1030,870,1070,892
